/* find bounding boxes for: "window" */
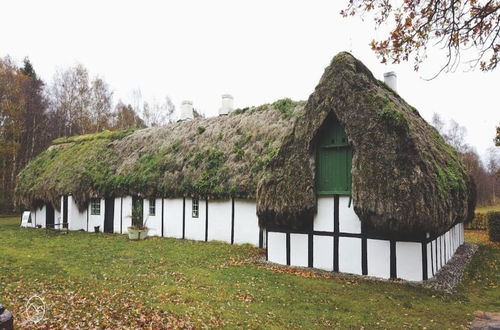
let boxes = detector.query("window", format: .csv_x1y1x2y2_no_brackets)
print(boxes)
192,198,199,218
90,198,101,215
149,198,156,216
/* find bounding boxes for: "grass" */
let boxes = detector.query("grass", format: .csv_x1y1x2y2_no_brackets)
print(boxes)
476,204,500,213
0,216,499,329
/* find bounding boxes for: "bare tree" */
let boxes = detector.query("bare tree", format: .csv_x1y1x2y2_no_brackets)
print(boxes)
49,64,114,136
113,101,145,130
129,89,176,127
432,113,499,205
90,77,113,132
49,64,91,136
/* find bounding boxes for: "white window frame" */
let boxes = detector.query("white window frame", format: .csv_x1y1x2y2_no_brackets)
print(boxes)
149,198,156,216
192,198,199,218
90,198,101,215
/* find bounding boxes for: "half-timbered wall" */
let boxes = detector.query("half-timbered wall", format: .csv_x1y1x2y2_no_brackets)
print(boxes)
266,195,465,281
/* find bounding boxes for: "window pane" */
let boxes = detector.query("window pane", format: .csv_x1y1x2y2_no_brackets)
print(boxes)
192,198,199,218
149,199,155,216
91,199,100,215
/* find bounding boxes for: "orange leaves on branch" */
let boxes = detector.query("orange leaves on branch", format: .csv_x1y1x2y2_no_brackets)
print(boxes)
342,0,500,75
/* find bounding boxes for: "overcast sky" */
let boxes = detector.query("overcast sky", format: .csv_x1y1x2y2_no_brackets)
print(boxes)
2,0,498,160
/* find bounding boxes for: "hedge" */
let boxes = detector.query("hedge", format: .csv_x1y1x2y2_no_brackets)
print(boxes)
487,211,500,242
466,212,488,230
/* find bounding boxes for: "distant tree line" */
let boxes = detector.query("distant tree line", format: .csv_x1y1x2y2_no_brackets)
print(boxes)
0,56,176,213
432,114,499,206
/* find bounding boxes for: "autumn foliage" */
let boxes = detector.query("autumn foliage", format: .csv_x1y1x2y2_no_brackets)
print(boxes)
342,0,500,75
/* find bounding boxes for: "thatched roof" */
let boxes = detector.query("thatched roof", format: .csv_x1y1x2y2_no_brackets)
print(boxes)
16,52,474,236
15,101,303,212
257,52,474,237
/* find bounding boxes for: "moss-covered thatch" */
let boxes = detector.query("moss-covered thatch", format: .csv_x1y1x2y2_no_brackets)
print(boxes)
257,52,474,237
16,52,474,237
15,103,302,211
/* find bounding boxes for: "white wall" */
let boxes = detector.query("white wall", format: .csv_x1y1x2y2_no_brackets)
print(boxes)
266,197,466,281
313,236,333,271
314,196,333,231
144,198,162,237
290,233,308,267
426,242,432,279
87,198,105,232
367,239,390,279
207,199,232,243
396,241,422,281
112,197,122,234
184,198,206,241
164,198,183,238
68,195,86,231
233,199,260,246
32,205,46,227
338,237,362,275
338,196,361,233
121,196,133,232
54,207,61,225
268,232,286,265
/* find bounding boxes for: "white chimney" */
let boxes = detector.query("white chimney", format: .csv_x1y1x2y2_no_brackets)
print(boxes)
383,71,397,92
180,100,193,121
219,94,234,115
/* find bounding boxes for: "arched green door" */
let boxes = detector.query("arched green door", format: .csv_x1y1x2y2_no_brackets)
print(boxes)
316,117,352,195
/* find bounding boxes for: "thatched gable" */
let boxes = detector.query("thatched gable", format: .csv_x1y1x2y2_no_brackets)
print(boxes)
16,52,474,237
15,103,302,211
257,52,474,237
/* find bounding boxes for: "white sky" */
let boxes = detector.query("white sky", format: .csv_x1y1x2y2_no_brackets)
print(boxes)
1,0,499,160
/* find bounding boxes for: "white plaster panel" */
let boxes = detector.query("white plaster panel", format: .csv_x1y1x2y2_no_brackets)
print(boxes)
446,231,453,262
314,196,334,232
431,240,437,276
452,225,456,253
120,196,133,233
207,200,232,243
144,198,162,237
164,198,183,238
290,234,309,267
427,242,433,279
367,239,390,279
339,196,361,234
60,195,65,225
34,205,46,228
313,236,333,271
54,207,61,226
113,198,122,234
444,231,449,262
185,198,206,241
88,199,105,232
396,241,422,281
339,237,362,275
233,199,259,246
68,195,86,231
439,235,444,270
268,232,287,265
461,223,464,244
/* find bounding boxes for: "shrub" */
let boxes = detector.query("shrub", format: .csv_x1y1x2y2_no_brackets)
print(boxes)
466,212,488,230
487,211,500,242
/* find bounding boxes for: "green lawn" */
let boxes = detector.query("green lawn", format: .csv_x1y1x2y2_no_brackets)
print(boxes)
476,204,500,213
1,216,499,329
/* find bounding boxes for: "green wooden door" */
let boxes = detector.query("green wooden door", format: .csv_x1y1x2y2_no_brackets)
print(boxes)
316,118,352,195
